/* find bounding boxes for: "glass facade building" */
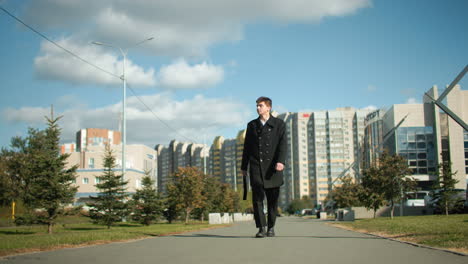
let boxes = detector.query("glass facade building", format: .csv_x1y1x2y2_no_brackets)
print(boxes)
393,127,436,176
464,130,468,174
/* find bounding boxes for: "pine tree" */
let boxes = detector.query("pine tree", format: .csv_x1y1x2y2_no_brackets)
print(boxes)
131,170,163,225
87,145,128,228
379,152,415,219
23,115,78,233
432,159,459,215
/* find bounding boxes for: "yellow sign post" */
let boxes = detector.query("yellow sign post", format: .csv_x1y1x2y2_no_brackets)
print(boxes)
11,201,15,220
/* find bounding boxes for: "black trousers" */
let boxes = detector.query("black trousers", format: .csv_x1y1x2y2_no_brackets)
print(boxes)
252,185,280,228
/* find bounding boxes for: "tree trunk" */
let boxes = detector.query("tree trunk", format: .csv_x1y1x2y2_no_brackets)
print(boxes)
390,201,394,219
373,209,377,219
445,200,449,216
185,209,190,224
48,223,53,234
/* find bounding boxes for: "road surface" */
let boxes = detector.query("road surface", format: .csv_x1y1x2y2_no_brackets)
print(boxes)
1,217,466,264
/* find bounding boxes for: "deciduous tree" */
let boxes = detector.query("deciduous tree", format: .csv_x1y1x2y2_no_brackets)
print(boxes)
330,176,361,209
360,166,386,218
166,167,206,224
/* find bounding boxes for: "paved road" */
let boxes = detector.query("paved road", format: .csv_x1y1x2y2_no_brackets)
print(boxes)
1,217,466,264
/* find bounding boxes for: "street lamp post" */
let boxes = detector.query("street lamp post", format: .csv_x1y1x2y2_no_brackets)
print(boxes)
92,37,153,179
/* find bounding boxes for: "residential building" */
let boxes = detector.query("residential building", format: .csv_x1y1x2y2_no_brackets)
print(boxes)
60,143,76,154
76,128,121,152
208,136,223,181
155,140,210,193
66,144,157,204
277,107,370,209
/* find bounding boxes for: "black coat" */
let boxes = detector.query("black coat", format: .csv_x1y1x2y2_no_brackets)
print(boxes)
241,115,287,189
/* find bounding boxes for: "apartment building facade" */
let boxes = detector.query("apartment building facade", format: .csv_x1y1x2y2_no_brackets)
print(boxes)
66,144,158,204
76,128,121,152
155,140,209,193
277,107,370,208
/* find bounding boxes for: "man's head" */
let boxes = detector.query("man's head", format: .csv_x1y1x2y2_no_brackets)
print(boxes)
256,96,272,116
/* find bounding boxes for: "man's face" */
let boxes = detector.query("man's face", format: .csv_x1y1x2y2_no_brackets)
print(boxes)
256,102,271,116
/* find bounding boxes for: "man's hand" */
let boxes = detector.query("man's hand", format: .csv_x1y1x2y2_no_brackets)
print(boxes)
242,170,248,177
275,163,284,171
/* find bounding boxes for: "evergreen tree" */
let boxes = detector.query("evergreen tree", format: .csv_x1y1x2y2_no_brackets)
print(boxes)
13,115,78,234
163,196,179,224
166,167,206,224
379,152,415,219
432,159,460,215
87,145,128,228
131,170,163,225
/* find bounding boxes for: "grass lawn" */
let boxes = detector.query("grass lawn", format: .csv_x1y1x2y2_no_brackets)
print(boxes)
331,214,468,254
0,216,224,257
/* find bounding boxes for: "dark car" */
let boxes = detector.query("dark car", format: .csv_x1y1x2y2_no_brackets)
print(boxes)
428,189,466,214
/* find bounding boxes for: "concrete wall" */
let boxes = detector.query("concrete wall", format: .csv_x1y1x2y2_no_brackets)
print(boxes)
352,206,434,219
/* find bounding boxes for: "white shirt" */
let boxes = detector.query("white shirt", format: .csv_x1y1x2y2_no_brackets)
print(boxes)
260,117,269,126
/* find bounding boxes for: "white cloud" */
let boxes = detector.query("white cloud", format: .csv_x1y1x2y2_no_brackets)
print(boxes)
367,85,377,92
34,38,226,89
2,93,250,146
22,0,371,57
34,38,156,87
3,107,50,125
23,0,371,88
361,105,378,111
157,59,224,89
401,88,417,97
405,97,419,104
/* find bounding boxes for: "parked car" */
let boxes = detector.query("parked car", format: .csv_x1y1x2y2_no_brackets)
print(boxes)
404,191,430,207
301,208,314,216
427,189,466,214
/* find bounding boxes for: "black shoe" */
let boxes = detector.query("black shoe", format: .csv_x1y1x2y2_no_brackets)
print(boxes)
267,227,275,237
255,227,266,238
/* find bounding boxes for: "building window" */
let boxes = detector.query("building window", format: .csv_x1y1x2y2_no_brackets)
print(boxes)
89,158,95,169
95,177,101,184
82,178,89,184
136,179,141,189
464,130,468,174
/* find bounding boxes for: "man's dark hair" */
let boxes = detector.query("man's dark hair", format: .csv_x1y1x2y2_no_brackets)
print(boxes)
256,96,272,108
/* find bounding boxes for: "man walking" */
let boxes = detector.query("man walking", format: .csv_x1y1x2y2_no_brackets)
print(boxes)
241,96,287,238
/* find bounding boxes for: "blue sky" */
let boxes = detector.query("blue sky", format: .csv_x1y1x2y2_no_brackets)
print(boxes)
0,0,467,148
